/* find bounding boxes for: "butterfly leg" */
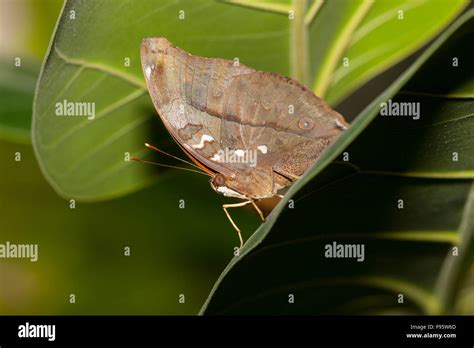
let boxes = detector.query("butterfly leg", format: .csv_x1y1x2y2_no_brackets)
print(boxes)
250,200,265,222
222,200,253,248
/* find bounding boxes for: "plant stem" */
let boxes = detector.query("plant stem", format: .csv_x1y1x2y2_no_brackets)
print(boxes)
312,0,372,98
304,0,324,27
291,0,308,85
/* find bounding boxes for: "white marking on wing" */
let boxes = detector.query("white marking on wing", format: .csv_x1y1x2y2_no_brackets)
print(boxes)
192,134,215,149
216,186,246,199
211,152,223,162
335,119,348,130
257,145,268,154
145,65,153,80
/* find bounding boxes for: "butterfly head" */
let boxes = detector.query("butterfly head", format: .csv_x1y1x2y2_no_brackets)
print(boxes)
210,174,247,200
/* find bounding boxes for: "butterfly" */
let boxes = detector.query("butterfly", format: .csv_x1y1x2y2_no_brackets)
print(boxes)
139,37,348,247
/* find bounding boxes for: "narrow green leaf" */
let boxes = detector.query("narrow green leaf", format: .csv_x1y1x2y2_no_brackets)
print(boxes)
307,0,468,103
312,0,373,97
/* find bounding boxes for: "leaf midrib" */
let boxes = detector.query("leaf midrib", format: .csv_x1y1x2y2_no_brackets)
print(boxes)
54,47,146,89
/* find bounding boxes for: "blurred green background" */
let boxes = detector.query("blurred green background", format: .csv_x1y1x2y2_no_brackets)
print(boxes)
0,0,257,315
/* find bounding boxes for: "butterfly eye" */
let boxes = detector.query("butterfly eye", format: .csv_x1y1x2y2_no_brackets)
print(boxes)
214,174,226,187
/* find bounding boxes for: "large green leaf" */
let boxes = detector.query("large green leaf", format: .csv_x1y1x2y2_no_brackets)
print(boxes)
33,0,466,200
201,11,474,314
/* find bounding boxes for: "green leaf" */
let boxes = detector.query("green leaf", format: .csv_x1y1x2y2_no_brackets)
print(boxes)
0,58,40,144
402,15,474,98
200,10,474,314
319,0,468,104
33,0,466,200
343,97,474,178
437,181,474,314
455,267,474,314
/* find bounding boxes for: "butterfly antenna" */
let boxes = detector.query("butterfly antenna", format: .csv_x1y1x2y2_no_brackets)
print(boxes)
144,142,206,172
130,156,211,177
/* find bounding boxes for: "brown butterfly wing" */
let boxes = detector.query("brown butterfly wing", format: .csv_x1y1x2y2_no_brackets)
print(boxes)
140,37,255,177
219,71,348,181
